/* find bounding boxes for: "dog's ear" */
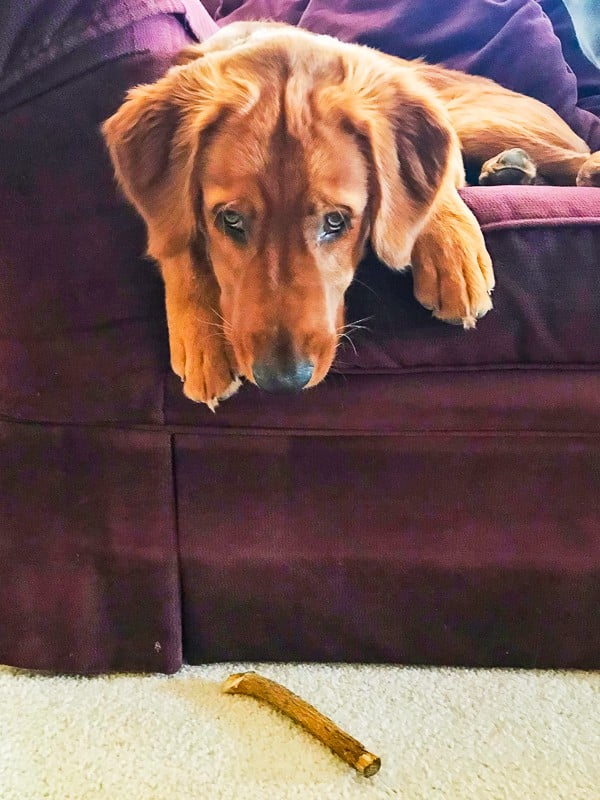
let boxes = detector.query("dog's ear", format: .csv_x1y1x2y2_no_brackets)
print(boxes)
102,59,261,260
102,77,199,259
319,55,458,268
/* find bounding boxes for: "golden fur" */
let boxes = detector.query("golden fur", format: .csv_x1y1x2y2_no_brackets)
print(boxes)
103,21,600,408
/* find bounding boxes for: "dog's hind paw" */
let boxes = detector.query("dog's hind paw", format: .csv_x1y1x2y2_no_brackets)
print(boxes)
478,148,538,186
576,152,600,187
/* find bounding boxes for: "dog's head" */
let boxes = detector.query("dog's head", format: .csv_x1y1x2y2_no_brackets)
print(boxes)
102,23,455,392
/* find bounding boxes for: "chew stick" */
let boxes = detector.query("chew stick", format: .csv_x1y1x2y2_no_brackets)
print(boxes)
221,671,381,777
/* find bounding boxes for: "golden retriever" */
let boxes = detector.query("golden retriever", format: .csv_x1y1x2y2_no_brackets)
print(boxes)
103,21,600,409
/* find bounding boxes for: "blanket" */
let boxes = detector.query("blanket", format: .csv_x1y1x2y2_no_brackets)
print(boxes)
1,0,599,145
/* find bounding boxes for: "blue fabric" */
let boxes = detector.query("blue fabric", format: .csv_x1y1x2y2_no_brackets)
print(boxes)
562,0,600,67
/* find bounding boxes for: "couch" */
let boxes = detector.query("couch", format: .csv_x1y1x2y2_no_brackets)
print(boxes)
1,0,598,674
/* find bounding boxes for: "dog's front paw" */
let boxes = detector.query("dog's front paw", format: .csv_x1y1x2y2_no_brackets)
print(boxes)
412,203,495,328
168,311,241,411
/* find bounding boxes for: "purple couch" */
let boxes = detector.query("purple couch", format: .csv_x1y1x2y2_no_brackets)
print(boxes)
1,0,599,674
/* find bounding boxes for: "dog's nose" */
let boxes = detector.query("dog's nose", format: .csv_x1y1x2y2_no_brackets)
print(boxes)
252,359,314,392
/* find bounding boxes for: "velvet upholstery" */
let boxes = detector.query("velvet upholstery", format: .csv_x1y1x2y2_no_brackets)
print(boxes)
0,422,181,673
176,433,599,668
0,1,598,673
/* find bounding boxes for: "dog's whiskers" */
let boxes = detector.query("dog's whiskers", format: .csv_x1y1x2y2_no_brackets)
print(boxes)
351,278,385,302
338,315,374,333
201,323,231,343
341,324,369,335
336,316,372,354
337,332,358,357
208,307,233,333
203,320,229,332
200,331,230,343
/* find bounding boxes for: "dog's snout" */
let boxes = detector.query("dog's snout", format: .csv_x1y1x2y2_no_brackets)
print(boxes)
253,359,314,392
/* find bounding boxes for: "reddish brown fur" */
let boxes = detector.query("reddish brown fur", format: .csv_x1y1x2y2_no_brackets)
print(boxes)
103,21,600,408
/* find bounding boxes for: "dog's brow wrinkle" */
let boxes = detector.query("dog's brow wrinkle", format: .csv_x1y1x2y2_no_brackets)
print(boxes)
244,77,312,287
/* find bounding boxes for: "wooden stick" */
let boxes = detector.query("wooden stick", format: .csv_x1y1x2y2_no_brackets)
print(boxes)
222,671,381,778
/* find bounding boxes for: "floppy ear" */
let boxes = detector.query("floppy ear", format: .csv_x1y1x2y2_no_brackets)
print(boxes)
319,56,457,269
102,78,199,260
102,58,261,260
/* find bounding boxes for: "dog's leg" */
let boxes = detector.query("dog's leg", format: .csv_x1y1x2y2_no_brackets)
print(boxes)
160,253,241,410
418,64,599,186
453,91,598,186
410,186,495,327
576,152,600,187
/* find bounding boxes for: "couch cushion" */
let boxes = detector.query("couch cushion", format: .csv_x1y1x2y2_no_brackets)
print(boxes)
338,186,600,373
0,420,181,674
176,430,600,669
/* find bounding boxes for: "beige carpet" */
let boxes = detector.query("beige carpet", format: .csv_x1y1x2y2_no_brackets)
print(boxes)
0,662,598,799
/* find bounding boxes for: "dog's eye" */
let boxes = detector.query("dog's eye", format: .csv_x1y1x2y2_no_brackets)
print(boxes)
320,211,348,241
223,209,244,229
218,209,247,243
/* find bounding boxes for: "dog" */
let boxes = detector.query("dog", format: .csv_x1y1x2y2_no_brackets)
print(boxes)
102,21,600,409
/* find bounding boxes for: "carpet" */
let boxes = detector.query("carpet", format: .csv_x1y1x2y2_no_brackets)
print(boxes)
0,662,598,799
